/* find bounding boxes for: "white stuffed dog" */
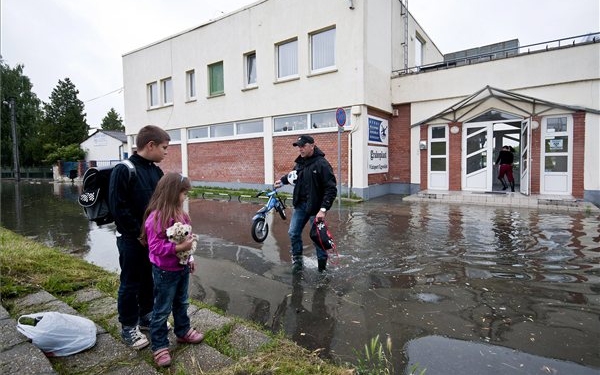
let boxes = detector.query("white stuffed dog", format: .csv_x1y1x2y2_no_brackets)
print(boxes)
165,222,197,265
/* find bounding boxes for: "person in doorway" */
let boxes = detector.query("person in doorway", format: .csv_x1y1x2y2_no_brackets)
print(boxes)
108,125,170,350
495,145,515,192
274,135,337,273
140,173,203,368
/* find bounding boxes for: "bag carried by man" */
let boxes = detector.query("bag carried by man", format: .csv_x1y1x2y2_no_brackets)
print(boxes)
78,160,135,225
16,311,97,357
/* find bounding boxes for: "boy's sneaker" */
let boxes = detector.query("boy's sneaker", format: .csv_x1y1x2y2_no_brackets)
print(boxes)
121,325,149,350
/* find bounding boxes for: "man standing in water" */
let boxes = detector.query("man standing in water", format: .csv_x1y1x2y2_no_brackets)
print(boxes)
275,135,337,274
495,145,515,192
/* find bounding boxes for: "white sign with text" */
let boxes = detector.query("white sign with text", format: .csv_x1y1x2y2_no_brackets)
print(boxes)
368,145,389,174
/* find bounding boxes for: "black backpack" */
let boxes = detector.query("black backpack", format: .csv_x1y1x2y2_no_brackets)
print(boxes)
78,160,136,225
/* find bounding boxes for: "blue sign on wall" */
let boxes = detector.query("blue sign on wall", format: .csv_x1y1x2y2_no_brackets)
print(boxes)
369,118,382,142
368,117,389,145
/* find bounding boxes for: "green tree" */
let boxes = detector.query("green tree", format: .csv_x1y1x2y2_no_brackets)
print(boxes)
42,143,86,164
100,107,124,131
0,61,45,167
43,78,89,147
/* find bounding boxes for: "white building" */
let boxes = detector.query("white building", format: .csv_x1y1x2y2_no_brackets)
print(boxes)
122,0,600,206
80,130,128,164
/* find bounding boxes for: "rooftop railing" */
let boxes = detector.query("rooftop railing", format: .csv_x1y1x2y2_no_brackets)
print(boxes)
393,32,600,76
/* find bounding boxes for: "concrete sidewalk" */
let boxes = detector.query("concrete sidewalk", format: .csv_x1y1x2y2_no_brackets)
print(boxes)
0,288,272,374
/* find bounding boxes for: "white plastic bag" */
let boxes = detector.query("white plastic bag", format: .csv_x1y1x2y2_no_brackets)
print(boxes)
16,311,97,357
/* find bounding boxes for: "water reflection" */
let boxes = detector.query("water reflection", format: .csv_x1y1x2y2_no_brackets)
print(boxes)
1,181,599,374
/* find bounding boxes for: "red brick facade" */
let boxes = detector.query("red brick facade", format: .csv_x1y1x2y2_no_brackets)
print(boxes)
273,132,349,184
530,117,542,195
160,144,182,174
572,111,585,199
448,122,462,191
388,104,411,185
188,139,264,183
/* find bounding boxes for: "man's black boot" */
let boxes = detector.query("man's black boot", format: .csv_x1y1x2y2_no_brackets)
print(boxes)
510,181,515,192
499,178,507,190
318,258,327,273
292,255,303,273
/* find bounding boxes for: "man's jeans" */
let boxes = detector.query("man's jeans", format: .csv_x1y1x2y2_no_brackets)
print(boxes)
150,264,191,351
288,201,327,261
117,235,154,327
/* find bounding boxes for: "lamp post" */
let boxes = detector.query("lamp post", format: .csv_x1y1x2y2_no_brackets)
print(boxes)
8,97,20,181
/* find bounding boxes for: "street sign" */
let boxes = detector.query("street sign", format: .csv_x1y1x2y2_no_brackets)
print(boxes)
335,108,346,127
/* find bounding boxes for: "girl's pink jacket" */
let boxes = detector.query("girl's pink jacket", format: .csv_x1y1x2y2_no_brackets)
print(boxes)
145,211,190,271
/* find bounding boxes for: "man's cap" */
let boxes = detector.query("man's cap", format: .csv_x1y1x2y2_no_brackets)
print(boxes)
293,135,315,147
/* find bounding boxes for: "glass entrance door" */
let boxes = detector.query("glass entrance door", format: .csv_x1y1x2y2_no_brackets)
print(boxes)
463,124,491,191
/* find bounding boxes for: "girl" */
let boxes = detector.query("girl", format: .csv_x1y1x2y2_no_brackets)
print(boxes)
140,172,204,367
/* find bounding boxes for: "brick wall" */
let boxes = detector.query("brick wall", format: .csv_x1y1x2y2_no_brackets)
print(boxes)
388,104,411,184
572,111,585,198
160,144,182,173
448,122,462,190
530,116,541,195
188,139,264,183
273,132,348,184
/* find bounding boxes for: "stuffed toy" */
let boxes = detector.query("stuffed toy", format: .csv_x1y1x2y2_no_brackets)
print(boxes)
165,222,197,265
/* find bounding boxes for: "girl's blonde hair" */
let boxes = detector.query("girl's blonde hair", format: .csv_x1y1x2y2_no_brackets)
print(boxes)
140,172,192,243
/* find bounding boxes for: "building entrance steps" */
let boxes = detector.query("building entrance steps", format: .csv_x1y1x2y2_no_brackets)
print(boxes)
404,190,600,213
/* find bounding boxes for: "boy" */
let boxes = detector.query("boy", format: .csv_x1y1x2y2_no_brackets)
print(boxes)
108,125,170,349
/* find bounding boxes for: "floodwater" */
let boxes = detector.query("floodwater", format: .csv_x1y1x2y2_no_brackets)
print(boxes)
2,180,599,375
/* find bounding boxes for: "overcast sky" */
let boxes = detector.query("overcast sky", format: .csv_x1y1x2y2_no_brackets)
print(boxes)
2,0,598,128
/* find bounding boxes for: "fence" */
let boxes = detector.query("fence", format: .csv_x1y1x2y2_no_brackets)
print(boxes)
49,160,125,181
1,166,54,179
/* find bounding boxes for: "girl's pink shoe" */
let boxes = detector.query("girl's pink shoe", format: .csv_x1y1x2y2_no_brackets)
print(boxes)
177,328,204,344
153,348,171,367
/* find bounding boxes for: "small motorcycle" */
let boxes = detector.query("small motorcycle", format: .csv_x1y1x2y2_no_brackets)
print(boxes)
251,188,287,242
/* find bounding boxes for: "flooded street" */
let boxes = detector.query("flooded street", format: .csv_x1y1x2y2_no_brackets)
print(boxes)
2,180,599,374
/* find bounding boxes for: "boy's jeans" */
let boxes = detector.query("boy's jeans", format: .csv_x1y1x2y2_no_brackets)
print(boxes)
150,264,191,351
288,201,327,261
117,235,154,327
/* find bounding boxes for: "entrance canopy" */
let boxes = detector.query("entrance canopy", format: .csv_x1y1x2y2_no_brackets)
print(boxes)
412,85,600,127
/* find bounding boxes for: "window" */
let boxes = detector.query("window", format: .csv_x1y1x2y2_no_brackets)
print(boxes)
211,123,234,138
414,33,425,70
274,109,351,133
274,114,307,132
237,119,263,135
188,126,209,140
186,70,196,99
544,116,570,173
311,109,350,129
245,52,257,86
310,27,335,72
161,78,173,105
147,82,158,107
165,129,181,143
208,61,224,96
276,39,298,79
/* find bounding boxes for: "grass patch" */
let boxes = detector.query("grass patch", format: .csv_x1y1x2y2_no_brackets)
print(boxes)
190,186,363,205
205,340,353,375
0,227,118,300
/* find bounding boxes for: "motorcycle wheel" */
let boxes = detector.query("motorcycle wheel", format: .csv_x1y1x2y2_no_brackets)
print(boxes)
251,217,269,242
